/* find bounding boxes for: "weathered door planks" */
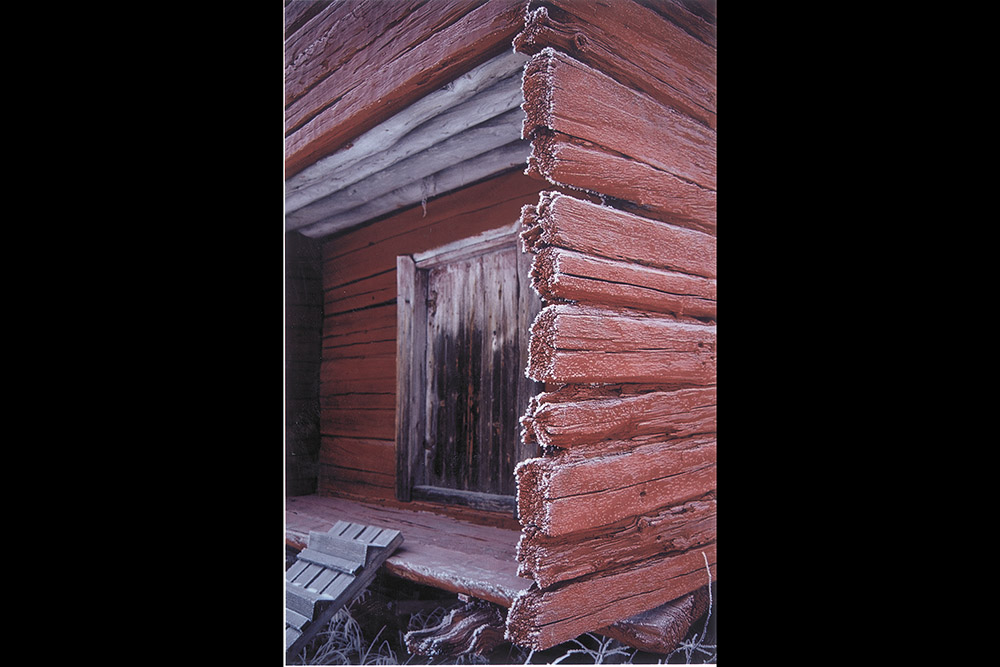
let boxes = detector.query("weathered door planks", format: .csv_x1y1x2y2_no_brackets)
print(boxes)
397,226,542,508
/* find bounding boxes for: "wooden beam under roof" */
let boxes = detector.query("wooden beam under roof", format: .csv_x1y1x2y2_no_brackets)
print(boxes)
286,50,527,212
285,50,530,239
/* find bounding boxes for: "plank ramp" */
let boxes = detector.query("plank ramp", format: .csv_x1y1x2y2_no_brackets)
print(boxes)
285,494,532,608
285,519,403,658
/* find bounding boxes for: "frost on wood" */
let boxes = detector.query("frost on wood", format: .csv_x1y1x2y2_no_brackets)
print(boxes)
511,0,717,129
521,192,716,279
516,493,717,588
506,543,718,650
530,246,717,319
526,303,717,384
515,435,716,537
521,48,715,191
521,386,716,449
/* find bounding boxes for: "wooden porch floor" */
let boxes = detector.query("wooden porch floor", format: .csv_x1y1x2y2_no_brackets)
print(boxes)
285,494,532,607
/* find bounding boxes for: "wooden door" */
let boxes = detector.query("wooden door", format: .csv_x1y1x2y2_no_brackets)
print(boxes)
396,224,541,512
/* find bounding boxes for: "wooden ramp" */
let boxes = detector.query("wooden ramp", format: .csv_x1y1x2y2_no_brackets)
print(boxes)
285,520,403,658
285,494,531,607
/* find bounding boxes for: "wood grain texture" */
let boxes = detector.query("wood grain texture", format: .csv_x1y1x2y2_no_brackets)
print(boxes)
287,108,525,231
521,386,716,450
285,0,525,178
405,599,506,658
522,48,715,191
320,170,543,289
319,171,548,502
506,543,716,650
530,246,717,319
397,226,541,504
286,50,527,214
600,584,712,654
285,494,529,604
526,130,716,235
516,494,716,587
527,304,716,385
515,434,716,537
514,0,716,128
521,192,716,278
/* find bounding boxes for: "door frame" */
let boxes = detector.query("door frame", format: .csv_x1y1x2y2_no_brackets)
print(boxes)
395,223,537,513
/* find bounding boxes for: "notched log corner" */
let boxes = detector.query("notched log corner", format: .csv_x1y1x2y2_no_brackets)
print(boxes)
404,599,507,659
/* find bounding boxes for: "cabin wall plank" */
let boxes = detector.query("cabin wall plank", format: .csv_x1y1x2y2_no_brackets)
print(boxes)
522,191,716,278
285,0,525,178
507,543,717,650
507,0,716,647
318,171,547,503
516,494,716,588
522,48,715,191
521,386,716,450
527,130,716,235
286,0,716,646
514,0,716,128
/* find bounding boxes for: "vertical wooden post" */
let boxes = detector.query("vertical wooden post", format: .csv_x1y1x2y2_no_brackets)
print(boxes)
395,255,426,502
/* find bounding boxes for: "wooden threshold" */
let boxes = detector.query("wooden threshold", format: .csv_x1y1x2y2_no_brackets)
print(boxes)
285,494,531,607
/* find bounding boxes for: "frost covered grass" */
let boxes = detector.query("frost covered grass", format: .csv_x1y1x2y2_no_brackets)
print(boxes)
290,592,399,665
287,561,715,665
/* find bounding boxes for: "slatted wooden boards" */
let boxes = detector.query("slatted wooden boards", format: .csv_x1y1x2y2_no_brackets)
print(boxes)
285,520,403,657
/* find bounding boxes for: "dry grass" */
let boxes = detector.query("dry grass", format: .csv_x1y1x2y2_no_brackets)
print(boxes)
287,556,715,665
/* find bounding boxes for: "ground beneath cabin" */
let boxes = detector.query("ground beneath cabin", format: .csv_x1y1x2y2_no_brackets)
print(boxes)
286,547,716,665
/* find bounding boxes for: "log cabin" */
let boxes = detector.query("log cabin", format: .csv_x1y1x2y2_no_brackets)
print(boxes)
284,0,716,655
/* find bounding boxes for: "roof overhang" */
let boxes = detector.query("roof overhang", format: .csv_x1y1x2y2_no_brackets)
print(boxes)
285,51,529,240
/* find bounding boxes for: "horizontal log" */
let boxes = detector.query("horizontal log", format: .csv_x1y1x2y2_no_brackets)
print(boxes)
319,437,396,477
287,108,525,231
505,542,717,650
522,48,715,190
284,0,424,104
322,304,397,342
320,354,395,383
317,170,540,288
285,0,524,177
321,339,396,362
319,407,396,440
530,246,717,319
600,584,712,655
322,169,543,264
322,329,396,356
516,434,715,537
320,377,396,398
286,52,527,213
527,305,716,384
514,0,715,128
522,192,716,278
324,271,396,313
283,0,334,41
639,0,717,47
318,463,394,493
521,386,716,450
322,393,395,411
516,494,716,588
527,131,716,235
300,141,531,239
